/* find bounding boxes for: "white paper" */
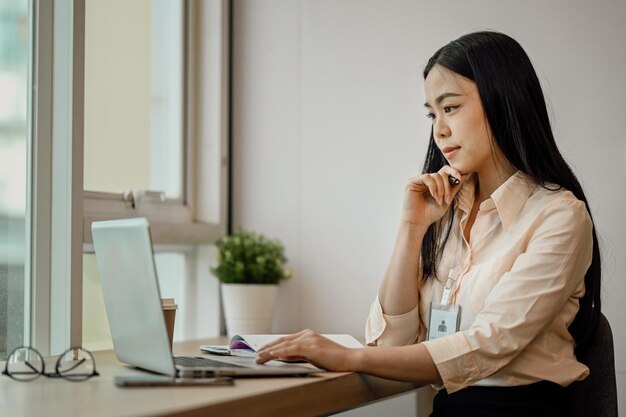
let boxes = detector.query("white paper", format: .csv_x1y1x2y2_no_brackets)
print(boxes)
228,334,363,357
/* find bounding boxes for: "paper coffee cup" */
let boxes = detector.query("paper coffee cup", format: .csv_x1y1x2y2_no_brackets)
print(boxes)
161,298,178,348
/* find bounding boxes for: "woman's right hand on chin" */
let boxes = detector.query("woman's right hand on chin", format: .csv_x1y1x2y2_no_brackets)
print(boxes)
402,166,466,227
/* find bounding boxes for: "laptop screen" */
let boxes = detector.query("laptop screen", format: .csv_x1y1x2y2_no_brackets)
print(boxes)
92,218,176,376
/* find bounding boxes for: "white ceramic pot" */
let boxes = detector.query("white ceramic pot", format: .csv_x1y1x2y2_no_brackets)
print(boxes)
221,283,278,336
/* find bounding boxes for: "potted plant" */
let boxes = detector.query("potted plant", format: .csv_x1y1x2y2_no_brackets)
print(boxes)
211,230,291,336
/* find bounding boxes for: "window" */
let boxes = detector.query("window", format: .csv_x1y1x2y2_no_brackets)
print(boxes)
0,0,229,357
82,0,229,243
82,0,188,233
0,0,31,360
81,0,231,347
83,0,185,204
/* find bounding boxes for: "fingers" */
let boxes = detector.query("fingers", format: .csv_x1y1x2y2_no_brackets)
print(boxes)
410,166,466,206
433,166,466,204
442,167,464,187
256,344,306,365
421,174,444,205
438,166,466,203
256,341,307,364
441,165,463,183
256,329,316,364
257,329,310,352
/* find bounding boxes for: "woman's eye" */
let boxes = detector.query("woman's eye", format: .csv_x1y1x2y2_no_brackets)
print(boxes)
443,106,458,113
426,113,435,120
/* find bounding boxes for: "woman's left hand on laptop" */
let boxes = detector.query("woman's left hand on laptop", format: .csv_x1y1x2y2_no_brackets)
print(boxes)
255,329,358,371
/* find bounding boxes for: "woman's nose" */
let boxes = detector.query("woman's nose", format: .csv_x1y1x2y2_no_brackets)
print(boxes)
434,118,451,138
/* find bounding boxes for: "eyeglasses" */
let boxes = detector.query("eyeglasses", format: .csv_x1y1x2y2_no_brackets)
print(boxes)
2,346,99,382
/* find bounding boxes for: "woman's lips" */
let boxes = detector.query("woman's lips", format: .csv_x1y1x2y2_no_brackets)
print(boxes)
442,146,461,159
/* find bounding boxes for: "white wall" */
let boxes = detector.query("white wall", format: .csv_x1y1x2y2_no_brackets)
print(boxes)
232,1,626,415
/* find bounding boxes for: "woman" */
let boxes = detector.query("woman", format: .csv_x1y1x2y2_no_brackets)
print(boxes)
256,31,601,416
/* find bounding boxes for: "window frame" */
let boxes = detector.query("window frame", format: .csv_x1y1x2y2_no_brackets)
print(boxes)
30,0,230,354
82,0,229,248
29,0,85,355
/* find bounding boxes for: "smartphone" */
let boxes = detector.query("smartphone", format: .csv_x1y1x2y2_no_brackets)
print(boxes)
114,374,234,387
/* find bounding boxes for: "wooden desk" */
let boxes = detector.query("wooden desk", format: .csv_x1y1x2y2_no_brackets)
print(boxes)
1,339,422,417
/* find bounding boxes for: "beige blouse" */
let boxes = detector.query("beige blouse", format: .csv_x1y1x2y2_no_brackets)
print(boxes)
365,171,592,393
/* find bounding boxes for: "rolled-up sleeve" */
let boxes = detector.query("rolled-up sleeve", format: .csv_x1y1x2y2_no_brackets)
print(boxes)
365,295,419,346
422,198,593,393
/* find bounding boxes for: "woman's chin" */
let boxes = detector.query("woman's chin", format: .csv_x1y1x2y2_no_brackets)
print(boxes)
448,163,468,176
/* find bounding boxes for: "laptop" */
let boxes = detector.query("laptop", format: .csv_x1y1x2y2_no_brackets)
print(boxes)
91,217,317,378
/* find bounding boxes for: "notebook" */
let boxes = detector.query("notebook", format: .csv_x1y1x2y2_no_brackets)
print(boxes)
201,334,363,358
91,217,317,378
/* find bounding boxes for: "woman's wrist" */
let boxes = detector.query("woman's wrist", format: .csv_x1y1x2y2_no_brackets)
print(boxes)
397,221,429,242
346,347,368,372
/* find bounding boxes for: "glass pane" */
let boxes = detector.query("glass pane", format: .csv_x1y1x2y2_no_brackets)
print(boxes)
83,0,184,199
83,252,188,351
82,254,112,351
0,0,30,360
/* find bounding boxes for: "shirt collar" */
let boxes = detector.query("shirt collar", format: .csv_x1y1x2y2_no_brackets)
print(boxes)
455,173,476,215
491,171,536,231
455,171,536,231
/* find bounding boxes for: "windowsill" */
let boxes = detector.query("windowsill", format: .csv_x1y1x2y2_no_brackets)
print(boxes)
82,221,218,251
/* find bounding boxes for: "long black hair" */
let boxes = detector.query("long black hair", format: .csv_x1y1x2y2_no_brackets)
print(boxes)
421,31,601,356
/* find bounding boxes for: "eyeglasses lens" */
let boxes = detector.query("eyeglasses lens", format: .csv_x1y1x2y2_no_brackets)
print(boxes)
6,347,44,381
56,348,96,381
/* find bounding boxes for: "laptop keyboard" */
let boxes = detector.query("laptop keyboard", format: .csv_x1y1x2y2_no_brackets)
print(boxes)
174,356,248,369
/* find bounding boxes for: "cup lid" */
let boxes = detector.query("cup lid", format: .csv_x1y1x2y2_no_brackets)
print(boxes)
161,298,178,309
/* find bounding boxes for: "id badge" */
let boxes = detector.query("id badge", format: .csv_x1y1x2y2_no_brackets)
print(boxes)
427,302,461,341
